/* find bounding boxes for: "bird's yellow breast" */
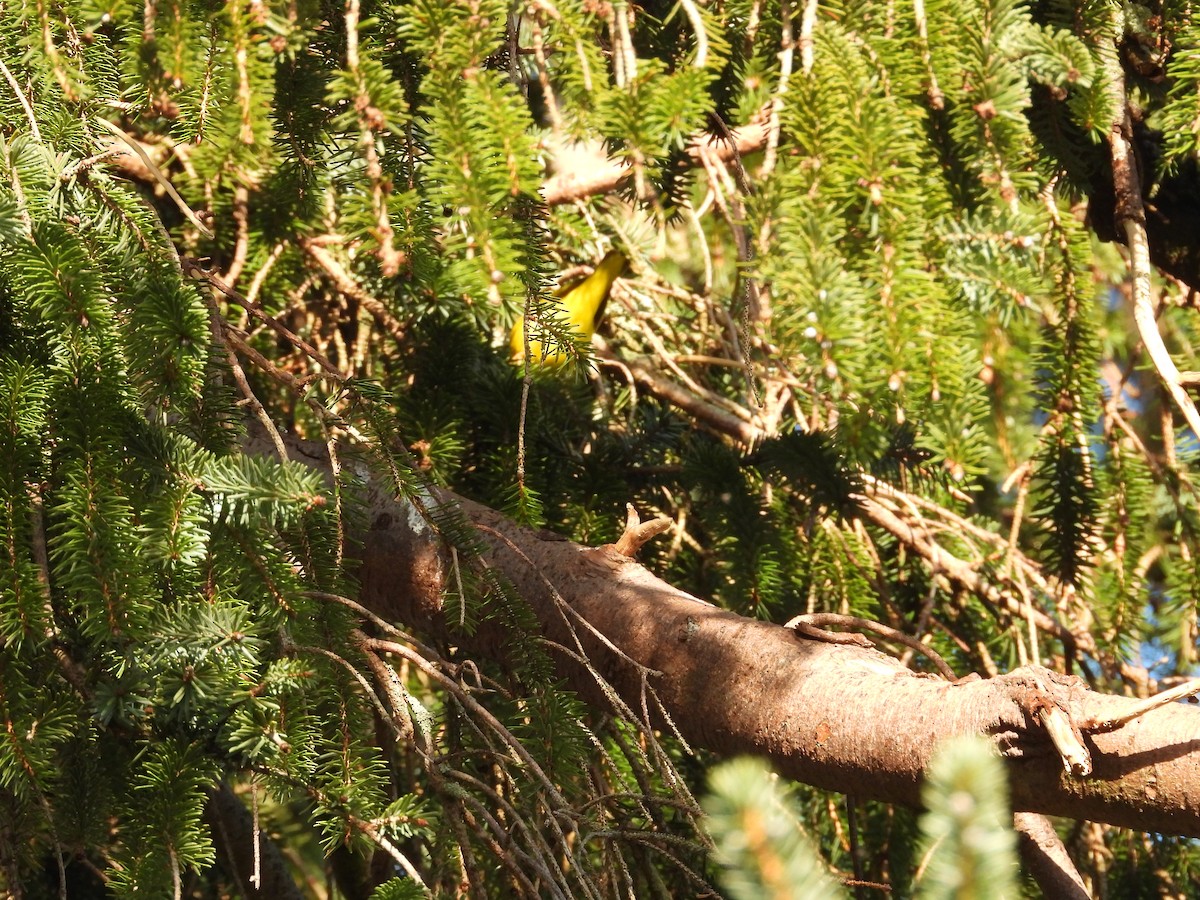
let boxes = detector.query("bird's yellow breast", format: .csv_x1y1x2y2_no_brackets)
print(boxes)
510,251,627,366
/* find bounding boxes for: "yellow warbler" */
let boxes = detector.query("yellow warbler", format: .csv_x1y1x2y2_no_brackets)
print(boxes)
510,250,627,366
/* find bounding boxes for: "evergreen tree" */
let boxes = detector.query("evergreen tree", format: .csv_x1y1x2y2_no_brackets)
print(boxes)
1,0,1200,896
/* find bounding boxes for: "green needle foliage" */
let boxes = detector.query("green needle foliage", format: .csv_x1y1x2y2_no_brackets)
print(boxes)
702,744,1019,900
0,0,1199,895
704,757,844,900
916,738,1019,900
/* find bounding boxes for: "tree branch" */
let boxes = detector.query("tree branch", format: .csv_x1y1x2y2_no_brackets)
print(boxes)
1013,812,1088,900
282,437,1200,838
1104,41,1200,438
541,120,769,206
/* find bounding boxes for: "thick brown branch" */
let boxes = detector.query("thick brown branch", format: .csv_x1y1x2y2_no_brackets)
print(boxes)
599,352,764,444
305,436,1200,838
1013,812,1088,900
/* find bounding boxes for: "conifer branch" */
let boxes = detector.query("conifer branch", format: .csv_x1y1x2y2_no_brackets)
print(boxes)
0,60,41,142
34,0,76,102
93,118,214,238
12,1,1200,891
342,0,406,278
300,240,408,346
542,120,769,205
761,0,795,175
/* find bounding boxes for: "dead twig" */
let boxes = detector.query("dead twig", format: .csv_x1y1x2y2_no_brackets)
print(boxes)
786,612,960,681
611,504,672,557
1081,677,1200,732
542,120,769,206
93,118,213,238
1104,45,1200,438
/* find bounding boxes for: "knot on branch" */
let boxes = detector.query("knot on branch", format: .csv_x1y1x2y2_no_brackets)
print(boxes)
1021,674,1092,778
611,504,672,558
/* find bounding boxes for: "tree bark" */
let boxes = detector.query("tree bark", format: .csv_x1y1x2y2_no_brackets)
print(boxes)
286,440,1200,838
1013,813,1089,900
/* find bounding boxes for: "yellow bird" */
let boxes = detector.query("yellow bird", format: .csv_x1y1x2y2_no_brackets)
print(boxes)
510,250,627,366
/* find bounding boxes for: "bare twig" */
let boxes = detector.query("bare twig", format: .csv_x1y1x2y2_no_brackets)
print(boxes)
202,293,289,460
677,0,709,68
183,258,346,380
799,0,818,75
223,183,250,288
1104,47,1200,438
597,351,764,445
786,612,960,681
611,503,672,557
93,117,214,238
1081,677,1200,732
245,241,285,306
302,239,408,346
911,0,944,108
858,494,1086,654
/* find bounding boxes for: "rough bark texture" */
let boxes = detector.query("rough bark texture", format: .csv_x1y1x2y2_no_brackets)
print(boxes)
1013,812,1089,900
285,441,1200,837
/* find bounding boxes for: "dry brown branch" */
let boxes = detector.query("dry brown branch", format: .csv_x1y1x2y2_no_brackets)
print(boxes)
612,504,672,557
597,351,764,445
223,183,250,288
857,493,1087,655
301,239,408,346
183,257,346,381
1104,49,1200,438
209,308,289,461
206,782,306,900
93,118,214,238
542,120,769,206
1014,812,1089,900
316,445,1200,836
